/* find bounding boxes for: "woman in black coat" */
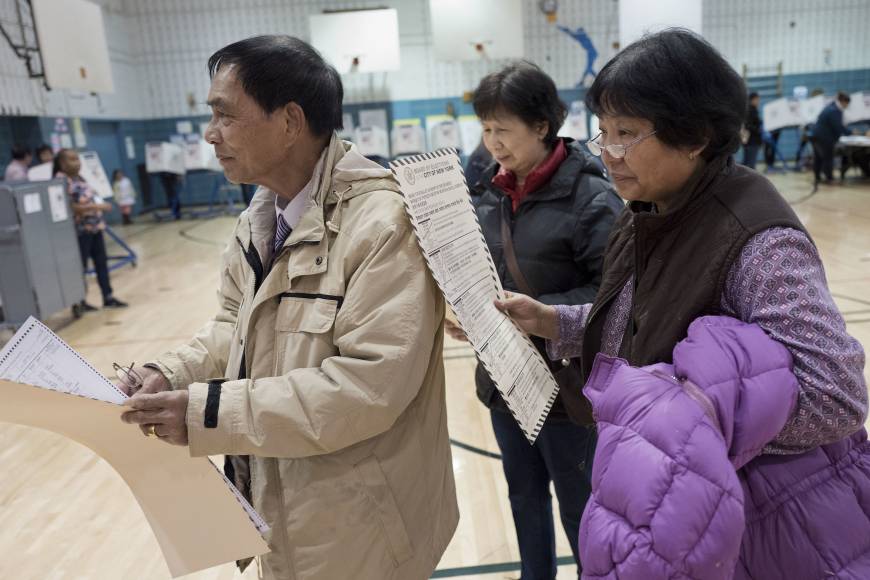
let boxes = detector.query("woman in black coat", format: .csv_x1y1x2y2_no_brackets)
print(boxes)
448,61,622,579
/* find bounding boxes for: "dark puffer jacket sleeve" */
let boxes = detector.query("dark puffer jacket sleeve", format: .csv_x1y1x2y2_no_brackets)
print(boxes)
538,188,622,306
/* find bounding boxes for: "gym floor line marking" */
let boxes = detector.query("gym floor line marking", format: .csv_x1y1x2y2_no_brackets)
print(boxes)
178,217,227,247
841,309,870,316
431,555,575,577
113,222,163,240
449,438,502,460
832,293,870,308
70,335,194,348
445,353,477,361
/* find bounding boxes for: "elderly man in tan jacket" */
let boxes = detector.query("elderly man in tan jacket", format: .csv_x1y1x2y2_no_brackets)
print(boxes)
118,35,458,579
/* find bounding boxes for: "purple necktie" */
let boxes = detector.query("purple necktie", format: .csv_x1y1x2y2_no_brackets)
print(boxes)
274,213,292,254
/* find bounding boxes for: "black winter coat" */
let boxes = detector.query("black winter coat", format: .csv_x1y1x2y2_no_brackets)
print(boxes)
470,138,623,415
745,105,763,145
814,101,850,146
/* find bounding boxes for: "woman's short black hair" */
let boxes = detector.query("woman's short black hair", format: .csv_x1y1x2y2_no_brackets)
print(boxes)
10,144,30,160
208,35,343,138
586,28,746,160
473,61,567,146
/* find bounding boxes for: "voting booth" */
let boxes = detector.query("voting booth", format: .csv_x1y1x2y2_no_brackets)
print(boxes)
145,141,186,175
392,122,427,157
354,126,390,159
458,116,483,157
763,98,807,132
559,101,590,142
184,135,221,172
845,91,870,125
0,181,85,326
428,117,462,152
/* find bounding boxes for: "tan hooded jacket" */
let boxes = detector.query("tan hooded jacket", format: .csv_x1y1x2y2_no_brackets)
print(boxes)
151,135,459,579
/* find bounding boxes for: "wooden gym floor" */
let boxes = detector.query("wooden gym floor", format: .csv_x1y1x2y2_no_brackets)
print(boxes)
1,171,869,579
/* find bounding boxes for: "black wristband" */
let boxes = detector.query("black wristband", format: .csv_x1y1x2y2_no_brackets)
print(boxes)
204,379,224,429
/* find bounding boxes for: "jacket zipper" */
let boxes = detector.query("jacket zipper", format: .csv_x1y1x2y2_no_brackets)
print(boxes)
649,370,724,437
238,238,265,292
236,237,295,576
236,238,264,380
585,220,637,327
629,218,641,342
271,458,294,576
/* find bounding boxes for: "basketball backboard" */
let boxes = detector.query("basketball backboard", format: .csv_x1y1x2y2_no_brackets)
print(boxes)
429,0,524,62
310,9,400,74
619,0,702,48
31,0,114,93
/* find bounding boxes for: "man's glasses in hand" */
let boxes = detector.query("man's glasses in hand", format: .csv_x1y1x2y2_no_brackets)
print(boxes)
113,361,143,395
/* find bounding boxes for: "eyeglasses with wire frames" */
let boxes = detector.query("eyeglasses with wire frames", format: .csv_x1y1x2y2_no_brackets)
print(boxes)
113,361,143,395
586,130,657,159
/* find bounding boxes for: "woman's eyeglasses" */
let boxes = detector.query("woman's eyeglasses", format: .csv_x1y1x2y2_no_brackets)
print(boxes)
586,130,657,159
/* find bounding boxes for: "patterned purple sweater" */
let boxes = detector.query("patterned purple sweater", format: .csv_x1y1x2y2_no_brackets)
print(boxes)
548,227,867,454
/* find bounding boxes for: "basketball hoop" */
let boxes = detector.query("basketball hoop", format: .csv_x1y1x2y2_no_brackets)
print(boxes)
539,0,558,22
470,40,493,60
346,55,362,73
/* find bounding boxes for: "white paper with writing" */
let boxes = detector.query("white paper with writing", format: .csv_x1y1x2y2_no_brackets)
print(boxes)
390,150,558,442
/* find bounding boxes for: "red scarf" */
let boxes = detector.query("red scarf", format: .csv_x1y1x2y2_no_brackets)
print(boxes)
492,140,567,211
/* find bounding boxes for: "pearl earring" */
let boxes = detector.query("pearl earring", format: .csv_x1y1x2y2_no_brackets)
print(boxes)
689,152,696,160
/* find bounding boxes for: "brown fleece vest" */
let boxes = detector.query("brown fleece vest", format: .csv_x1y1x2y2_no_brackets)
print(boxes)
580,156,808,380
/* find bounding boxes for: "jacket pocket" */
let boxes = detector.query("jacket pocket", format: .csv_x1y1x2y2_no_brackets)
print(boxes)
354,455,414,567
275,296,338,332
274,296,339,375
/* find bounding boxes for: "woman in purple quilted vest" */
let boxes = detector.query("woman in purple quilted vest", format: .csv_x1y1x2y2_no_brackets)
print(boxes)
498,29,870,579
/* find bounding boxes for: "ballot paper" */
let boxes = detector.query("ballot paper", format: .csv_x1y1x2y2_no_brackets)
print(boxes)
390,150,558,443
79,151,114,199
0,317,270,577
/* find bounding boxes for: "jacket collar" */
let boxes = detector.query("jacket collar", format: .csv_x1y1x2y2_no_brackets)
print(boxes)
492,139,567,208
482,138,607,205
236,133,348,254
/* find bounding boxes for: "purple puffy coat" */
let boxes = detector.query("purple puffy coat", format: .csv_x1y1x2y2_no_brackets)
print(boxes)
580,316,870,579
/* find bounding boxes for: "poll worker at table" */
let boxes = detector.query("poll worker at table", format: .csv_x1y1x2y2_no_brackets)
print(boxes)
812,91,853,184
116,35,458,580
741,92,762,169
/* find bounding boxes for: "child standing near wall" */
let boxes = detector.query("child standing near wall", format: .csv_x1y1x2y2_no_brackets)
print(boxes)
112,169,137,225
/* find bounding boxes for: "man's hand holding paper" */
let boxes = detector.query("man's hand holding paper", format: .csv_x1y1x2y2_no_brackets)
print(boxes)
122,390,190,446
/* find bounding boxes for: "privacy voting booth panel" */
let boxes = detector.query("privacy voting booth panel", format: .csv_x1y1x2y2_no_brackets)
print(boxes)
845,92,870,124
309,9,400,74
0,182,85,326
145,142,186,175
31,0,114,93
429,0,525,61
